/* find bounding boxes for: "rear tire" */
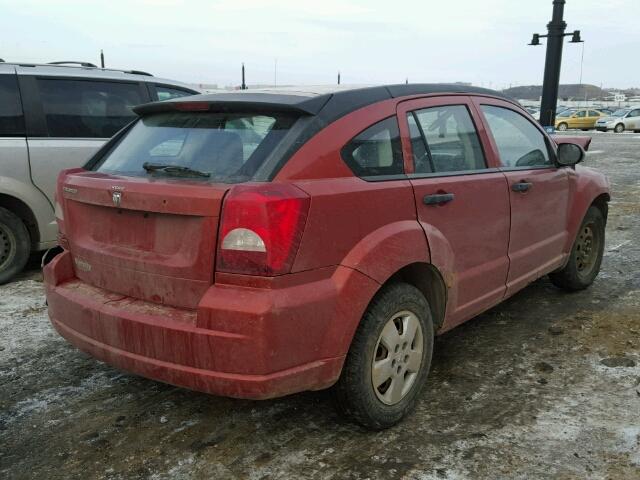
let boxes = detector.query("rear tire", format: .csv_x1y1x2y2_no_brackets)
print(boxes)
614,123,625,133
549,206,605,291
557,122,568,131
0,207,31,285
333,282,434,430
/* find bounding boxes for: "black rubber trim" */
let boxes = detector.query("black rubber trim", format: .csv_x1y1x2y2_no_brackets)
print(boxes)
498,165,558,172
408,167,501,179
82,120,138,170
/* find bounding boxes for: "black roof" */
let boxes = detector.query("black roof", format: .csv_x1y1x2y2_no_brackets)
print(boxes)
134,83,517,123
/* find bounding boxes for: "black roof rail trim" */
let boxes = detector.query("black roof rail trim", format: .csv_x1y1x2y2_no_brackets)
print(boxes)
127,70,153,77
48,61,97,67
384,83,515,102
133,84,517,121
2,61,154,77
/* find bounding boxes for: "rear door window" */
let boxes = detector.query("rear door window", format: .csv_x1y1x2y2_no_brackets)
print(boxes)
0,74,25,136
341,117,404,178
155,85,194,101
37,79,143,138
95,111,297,183
408,105,486,174
481,105,552,168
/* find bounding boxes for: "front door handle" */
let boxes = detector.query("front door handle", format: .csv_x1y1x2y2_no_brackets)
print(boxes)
423,193,455,205
511,181,532,193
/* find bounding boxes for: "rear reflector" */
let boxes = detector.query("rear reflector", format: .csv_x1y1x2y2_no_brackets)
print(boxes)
217,184,310,276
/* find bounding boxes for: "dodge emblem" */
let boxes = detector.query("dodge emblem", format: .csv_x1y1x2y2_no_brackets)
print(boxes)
112,191,122,207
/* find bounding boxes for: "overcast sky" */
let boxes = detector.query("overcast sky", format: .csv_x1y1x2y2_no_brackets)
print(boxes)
1,0,638,89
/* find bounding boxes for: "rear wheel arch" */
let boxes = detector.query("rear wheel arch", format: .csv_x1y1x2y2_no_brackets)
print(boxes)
0,194,38,246
384,262,447,332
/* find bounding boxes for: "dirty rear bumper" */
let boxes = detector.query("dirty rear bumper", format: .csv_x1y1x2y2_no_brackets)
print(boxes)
44,251,376,399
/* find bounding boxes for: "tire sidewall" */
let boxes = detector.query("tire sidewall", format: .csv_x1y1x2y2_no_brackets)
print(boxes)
567,207,605,285
615,123,625,133
0,207,31,284
558,123,568,131
339,283,434,429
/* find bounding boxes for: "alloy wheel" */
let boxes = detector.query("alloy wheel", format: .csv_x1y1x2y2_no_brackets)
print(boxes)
371,310,423,405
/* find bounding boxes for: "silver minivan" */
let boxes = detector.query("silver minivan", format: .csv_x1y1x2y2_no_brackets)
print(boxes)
0,61,198,283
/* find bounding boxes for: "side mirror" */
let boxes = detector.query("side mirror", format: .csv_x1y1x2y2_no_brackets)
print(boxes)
557,143,584,166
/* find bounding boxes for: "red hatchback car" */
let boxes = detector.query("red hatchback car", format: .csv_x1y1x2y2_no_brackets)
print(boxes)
45,85,609,429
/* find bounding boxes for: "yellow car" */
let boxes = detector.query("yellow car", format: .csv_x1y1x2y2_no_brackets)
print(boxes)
555,108,607,131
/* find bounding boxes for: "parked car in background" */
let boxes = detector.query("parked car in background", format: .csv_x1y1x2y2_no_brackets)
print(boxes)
45,84,609,429
595,108,640,133
0,61,198,283
555,108,607,131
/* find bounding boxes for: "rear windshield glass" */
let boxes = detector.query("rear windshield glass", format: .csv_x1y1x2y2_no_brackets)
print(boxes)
94,111,297,183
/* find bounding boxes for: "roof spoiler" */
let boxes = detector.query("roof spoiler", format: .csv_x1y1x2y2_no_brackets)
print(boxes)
133,93,332,116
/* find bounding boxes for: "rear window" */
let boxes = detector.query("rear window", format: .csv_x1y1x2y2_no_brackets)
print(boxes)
95,111,297,183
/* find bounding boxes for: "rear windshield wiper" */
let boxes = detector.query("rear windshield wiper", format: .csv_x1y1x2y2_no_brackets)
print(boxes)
142,162,210,178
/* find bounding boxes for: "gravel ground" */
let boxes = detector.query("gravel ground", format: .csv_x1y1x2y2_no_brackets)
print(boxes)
1,131,639,480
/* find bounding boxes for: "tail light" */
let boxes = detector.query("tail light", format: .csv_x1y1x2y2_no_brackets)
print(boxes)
217,183,310,276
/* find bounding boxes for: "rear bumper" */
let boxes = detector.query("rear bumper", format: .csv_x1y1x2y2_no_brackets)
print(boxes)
44,251,377,399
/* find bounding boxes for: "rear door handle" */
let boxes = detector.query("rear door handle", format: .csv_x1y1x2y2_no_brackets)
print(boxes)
423,193,455,205
511,181,532,193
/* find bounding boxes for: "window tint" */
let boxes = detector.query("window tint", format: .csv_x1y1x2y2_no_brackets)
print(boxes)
630,110,640,117
95,112,297,183
481,105,551,168
588,110,600,117
575,110,586,118
156,85,193,101
0,75,25,136
341,117,404,177
410,105,486,174
38,79,143,138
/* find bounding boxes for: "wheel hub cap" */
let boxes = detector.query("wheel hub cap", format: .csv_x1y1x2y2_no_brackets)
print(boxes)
371,310,423,405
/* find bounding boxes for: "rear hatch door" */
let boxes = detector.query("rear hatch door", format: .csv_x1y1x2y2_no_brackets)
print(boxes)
62,172,227,309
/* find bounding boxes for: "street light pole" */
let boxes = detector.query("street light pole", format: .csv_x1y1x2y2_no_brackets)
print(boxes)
529,0,583,127
540,0,567,127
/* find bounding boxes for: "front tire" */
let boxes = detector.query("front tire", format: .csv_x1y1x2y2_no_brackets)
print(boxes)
557,122,568,131
333,282,434,430
549,206,605,291
614,123,625,133
0,207,31,285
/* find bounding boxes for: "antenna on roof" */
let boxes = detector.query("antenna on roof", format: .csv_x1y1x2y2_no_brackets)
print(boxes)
100,50,105,68
337,71,341,85
241,63,246,90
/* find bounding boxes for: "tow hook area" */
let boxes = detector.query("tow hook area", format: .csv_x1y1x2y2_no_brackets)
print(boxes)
41,246,63,269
